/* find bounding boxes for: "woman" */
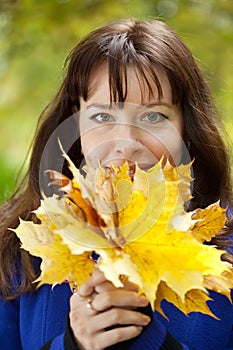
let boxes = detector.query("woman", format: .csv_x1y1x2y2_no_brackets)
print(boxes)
0,19,233,350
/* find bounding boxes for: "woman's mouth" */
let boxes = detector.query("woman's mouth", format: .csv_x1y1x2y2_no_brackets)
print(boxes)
103,161,155,179
123,163,156,178
128,164,136,179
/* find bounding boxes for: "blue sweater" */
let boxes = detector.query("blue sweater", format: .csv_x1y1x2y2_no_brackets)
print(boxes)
1,283,233,350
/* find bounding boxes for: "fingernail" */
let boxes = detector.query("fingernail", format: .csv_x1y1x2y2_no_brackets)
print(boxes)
137,326,143,333
141,315,150,325
139,296,149,306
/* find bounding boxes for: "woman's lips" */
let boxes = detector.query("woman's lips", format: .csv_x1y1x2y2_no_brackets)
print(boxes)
104,163,155,180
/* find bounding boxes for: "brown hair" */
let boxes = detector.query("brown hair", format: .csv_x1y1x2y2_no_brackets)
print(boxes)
0,18,232,299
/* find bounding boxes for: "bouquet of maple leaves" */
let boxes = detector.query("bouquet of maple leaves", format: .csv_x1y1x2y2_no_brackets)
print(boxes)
14,146,233,319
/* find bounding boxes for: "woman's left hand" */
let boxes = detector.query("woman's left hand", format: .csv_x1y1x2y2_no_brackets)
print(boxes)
69,269,150,350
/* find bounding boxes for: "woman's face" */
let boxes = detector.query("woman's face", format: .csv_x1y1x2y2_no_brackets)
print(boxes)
79,65,183,172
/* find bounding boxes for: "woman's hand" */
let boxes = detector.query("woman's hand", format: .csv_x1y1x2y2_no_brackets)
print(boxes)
69,269,151,350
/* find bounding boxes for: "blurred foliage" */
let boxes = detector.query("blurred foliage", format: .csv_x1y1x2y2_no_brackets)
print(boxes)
0,0,233,203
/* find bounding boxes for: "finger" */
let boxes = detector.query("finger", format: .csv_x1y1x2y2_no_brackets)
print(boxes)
79,269,107,296
97,326,143,349
90,308,150,332
92,290,149,312
70,292,95,314
76,325,143,350
94,280,116,293
95,279,139,294
123,279,139,292
70,294,99,335
70,293,86,315
69,307,99,347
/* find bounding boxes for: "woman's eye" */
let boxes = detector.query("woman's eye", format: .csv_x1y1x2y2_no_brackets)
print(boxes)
142,112,167,122
91,113,113,123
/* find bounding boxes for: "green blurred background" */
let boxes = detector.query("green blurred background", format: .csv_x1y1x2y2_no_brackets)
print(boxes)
0,0,232,204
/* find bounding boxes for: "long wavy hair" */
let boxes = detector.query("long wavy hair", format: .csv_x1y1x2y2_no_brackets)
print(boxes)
0,19,232,300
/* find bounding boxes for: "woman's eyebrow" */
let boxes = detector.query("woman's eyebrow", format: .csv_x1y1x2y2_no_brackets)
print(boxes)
141,101,173,109
86,103,112,110
85,102,174,110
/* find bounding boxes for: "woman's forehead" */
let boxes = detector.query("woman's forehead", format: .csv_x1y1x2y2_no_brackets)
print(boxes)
85,64,173,105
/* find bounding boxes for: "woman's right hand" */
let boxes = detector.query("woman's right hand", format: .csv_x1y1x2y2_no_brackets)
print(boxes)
69,269,151,350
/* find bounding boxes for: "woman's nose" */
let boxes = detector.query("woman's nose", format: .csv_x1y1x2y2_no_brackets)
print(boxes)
113,124,143,157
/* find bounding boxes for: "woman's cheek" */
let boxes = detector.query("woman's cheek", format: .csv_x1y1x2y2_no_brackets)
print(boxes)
81,135,108,166
144,134,183,166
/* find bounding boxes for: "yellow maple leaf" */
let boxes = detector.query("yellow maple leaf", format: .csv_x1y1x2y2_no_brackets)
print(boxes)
35,235,94,287
14,146,231,318
34,195,109,251
154,281,217,319
203,270,233,301
191,202,226,243
48,170,104,228
14,217,95,287
94,160,229,315
97,227,226,307
116,162,166,243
